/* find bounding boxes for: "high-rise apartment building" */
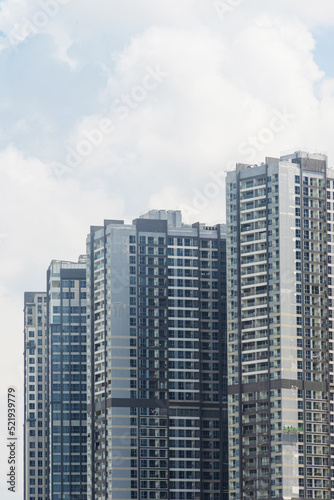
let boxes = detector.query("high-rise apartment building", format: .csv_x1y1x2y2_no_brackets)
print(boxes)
47,258,88,499
24,258,88,500
24,291,48,500
226,151,334,500
86,210,228,500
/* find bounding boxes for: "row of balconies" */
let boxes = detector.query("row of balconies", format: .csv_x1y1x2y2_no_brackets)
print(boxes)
240,232,267,245
241,255,267,267
241,287,268,298
238,179,267,191
240,243,267,255
241,266,267,277
241,331,268,341
240,211,267,223
241,352,269,363
241,221,267,234
240,200,267,212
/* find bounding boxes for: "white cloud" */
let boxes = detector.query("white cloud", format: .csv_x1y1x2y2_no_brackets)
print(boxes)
0,1,333,355
62,14,334,196
0,145,125,282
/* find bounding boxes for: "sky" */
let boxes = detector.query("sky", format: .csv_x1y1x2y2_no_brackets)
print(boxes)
1,0,334,497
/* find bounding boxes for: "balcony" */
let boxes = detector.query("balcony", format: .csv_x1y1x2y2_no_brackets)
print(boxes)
242,331,268,341
240,211,267,223
241,287,267,298
240,232,267,244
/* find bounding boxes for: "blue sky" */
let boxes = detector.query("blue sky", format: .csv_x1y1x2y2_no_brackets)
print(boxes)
0,1,334,498
313,27,334,78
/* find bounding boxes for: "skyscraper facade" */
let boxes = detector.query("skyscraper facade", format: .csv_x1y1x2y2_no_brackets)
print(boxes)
24,291,48,500
46,258,87,499
227,152,333,500
86,210,228,500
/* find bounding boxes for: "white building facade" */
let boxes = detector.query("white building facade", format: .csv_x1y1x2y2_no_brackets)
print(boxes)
227,152,333,500
24,291,48,500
